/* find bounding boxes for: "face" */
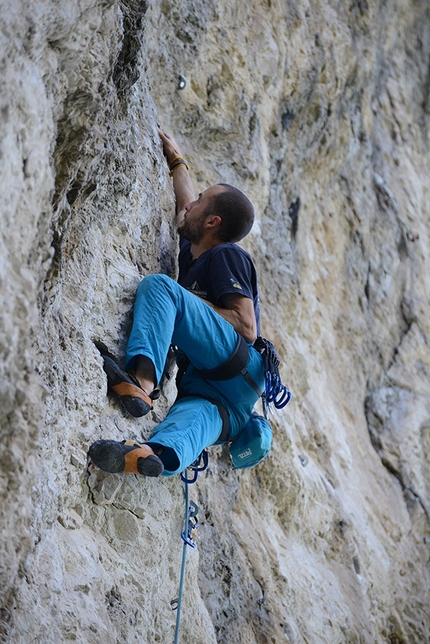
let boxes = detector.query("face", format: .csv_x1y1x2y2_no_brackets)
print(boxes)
177,193,208,243
178,186,225,244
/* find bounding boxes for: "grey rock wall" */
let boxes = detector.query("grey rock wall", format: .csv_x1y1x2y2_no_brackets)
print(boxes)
0,0,429,642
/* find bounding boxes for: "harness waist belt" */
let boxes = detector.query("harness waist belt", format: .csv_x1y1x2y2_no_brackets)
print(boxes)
195,334,249,381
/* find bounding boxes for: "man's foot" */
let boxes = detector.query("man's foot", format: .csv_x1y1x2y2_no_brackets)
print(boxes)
101,355,152,418
93,340,117,362
88,439,164,477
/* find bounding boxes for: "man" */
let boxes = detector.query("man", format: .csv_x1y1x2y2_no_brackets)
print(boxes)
88,130,265,477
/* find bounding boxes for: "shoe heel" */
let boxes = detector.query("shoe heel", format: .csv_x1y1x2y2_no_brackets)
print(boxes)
137,455,164,477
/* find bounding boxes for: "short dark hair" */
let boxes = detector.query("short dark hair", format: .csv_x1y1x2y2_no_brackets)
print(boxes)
208,184,255,243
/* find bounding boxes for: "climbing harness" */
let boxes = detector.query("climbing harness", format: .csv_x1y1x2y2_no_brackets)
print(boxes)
174,334,291,428
196,333,249,381
172,451,209,644
196,334,292,415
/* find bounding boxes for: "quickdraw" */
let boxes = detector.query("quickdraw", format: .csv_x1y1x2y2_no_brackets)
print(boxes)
180,450,209,485
180,500,199,548
253,337,292,417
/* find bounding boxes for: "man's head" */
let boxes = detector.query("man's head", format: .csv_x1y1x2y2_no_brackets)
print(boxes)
210,183,255,243
179,184,255,245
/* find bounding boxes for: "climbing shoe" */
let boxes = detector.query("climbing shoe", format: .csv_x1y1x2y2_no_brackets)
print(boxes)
88,439,164,477
101,355,153,418
93,340,117,362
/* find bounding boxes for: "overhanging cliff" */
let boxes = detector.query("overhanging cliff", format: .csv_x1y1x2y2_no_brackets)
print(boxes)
1,0,429,642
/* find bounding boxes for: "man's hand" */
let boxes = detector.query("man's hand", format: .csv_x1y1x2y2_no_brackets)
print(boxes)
158,129,184,166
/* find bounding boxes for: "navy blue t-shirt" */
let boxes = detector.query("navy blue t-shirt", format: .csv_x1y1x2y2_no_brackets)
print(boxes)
178,237,261,335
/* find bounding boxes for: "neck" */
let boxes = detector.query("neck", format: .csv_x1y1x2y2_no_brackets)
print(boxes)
190,238,221,260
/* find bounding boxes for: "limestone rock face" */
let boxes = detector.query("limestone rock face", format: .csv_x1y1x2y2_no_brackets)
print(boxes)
1,0,429,642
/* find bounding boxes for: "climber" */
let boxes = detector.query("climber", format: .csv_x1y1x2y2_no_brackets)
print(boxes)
88,129,266,477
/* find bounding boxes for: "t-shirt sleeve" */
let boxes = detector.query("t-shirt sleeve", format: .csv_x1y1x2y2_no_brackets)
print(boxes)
208,247,255,305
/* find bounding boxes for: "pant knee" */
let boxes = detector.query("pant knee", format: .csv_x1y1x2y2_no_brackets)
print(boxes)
137,273,175,296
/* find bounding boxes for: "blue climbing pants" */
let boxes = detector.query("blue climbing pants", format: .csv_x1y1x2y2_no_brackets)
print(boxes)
125,274,265,476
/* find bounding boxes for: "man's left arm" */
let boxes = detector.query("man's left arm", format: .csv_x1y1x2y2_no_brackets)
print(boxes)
200,293,257,343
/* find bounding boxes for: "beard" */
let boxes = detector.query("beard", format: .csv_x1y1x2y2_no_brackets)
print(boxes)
177,211,207,244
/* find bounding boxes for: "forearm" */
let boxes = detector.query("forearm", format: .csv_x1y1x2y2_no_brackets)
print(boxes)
172,165,195,223
197,297,257,343
158,129,194,225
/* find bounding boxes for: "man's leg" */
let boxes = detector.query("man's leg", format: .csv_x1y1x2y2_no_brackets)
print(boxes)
125,273,239,383
90,274,239,474
98,274,239,418
89,397,222,477
146,397,223,476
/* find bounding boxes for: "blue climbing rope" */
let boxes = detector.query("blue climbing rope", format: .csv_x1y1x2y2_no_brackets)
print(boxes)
172,451,208,644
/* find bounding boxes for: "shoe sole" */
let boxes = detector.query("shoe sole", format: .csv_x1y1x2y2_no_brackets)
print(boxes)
88,440,164,477
102,357,151,418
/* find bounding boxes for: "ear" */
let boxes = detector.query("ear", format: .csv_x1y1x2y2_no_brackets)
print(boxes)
205,215,222,229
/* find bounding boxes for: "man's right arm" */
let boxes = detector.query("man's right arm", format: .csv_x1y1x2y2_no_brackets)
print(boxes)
158,129,195,227
199,293,257,343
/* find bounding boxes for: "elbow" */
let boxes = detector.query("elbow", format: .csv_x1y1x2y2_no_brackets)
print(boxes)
238,316,257,344
240,324,257,344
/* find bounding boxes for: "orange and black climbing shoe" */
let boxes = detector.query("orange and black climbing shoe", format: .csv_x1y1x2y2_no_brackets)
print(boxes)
101,355,153,418
88,439,164,477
